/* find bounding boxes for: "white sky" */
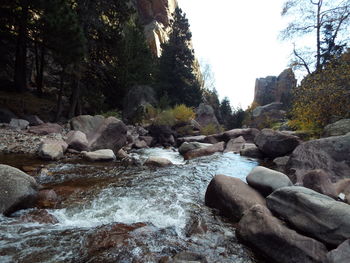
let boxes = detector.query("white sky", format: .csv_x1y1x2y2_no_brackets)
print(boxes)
177,0,294,109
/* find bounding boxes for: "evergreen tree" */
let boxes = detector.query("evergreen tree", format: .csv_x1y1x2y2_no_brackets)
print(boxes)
219,97,233,129
106,18,156,109
158,8,202,107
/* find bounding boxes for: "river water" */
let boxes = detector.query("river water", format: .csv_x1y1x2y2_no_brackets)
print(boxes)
0,149,263,263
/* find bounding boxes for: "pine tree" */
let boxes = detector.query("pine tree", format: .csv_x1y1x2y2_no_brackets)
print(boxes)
158,8,202,107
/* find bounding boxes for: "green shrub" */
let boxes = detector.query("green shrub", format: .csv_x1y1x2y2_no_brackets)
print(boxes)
176,125,194,136
172,104,195,123
154,109,176,126
101,110,122,119
201,123,222,135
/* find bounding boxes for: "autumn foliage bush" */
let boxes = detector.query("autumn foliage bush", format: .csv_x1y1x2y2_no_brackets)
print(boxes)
144,104,195,127
290,51,350,131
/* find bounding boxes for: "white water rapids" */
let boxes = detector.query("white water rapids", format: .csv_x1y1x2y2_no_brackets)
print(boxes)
0,149,261,263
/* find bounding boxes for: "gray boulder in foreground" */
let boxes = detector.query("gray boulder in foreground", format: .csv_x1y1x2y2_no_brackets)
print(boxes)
267,186,350,246
0,165,39,216
246,166,293,196
205,174,265,222
237,205,327,263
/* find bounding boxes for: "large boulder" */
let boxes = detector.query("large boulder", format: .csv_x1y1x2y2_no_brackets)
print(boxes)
0,165,39,216
87,117,127,153
221,128,259,143
239,143,264,159
195,103,220,131
325,240,350,263
302,169,337,198
82,149,116,162
246,166,293,196
184,142,225,160
66,130,89,152
122,85,157,123
252,102,284,118
70,115,105,135
250,103,286,129
177,135,206,145
205,174,266,222
237,205,327,263
224,136,245,153
254,128,300,158
28,123,63,135
178,141,212,156
0,108,17,123
23,115,44,126
9,118,29,130
267,186,350,246
286,133,350,184
144,156,173,167
38,139,68,160
323,119,350,137
148,124,175,147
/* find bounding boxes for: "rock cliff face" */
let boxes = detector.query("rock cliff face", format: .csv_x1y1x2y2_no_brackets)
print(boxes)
254,68,296,106
134,0,178,57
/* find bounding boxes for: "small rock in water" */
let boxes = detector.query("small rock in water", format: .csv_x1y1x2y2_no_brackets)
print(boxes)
144,156,173,167
82,149,116,162
19,209,59,224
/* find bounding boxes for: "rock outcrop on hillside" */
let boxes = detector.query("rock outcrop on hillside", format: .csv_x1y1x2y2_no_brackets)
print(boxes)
134,0,178,57
253,68,296,106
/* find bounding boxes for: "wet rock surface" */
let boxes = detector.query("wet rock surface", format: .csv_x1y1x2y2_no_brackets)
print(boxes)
184,142,225,160
205,174,266,222
144,156,173,167
267,186,350,246
0,164,39,216
237,205,327,263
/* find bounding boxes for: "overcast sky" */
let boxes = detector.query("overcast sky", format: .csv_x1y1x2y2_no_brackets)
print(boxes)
177,0,293,109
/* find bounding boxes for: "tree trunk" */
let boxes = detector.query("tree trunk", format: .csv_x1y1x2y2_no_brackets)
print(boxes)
316,0,322,70
34,41,45,96
55,72,64,122
14,0,29,92
68,78,81,118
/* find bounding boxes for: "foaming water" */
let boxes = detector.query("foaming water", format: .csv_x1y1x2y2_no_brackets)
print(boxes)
136,147,186,165
0,150,260,263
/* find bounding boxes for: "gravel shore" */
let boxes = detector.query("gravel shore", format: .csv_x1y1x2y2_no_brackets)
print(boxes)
0,126,67,155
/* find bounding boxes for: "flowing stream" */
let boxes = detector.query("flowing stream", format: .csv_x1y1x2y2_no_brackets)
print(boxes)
0,149,263,263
